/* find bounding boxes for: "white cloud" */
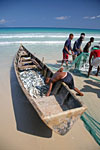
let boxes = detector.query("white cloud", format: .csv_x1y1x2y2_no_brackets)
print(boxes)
83,16,89,19
0,19,7,24
0,19,15,25
83,15,100,20
55,16,71,20
97,15,100,18
90,16,96,20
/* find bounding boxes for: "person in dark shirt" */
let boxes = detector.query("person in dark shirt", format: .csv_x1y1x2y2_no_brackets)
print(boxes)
45,67,84,96
61,33,74,66
72,33,85,60
83,37,94,53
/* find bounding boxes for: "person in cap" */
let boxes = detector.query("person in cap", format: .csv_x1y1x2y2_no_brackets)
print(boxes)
45,67,84,96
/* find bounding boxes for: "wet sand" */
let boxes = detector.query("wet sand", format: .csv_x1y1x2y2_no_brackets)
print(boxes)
0,60,100,150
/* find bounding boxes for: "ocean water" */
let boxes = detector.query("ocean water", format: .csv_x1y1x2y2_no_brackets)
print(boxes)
0,27,100,67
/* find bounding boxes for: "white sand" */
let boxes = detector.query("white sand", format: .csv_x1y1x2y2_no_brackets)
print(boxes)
0,60,100,150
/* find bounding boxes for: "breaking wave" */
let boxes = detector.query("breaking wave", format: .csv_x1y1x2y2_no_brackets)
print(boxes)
0,41,65,45
0,33,100,39
0,40,99,46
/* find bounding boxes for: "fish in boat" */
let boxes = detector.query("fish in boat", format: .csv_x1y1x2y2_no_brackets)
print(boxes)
14,45,87,135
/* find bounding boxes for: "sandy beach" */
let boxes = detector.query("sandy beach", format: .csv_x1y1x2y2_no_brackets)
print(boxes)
0,56,100,150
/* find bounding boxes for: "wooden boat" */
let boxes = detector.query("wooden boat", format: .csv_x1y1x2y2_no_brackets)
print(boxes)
14,45,87,135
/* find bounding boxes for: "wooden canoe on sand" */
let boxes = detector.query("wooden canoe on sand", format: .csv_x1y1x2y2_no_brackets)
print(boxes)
14,45,87,135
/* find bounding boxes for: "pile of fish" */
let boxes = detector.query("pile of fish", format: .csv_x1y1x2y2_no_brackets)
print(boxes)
20,69,49,98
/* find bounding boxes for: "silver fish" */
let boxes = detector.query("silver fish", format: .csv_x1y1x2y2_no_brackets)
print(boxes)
20,69,49,98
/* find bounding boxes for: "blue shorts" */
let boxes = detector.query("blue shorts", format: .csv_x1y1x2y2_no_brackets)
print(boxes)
61,72,74,89
73,51,78,55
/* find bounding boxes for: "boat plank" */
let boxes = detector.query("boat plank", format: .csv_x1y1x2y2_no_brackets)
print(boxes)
18,65,37,70
21,57,31,61
37,96,63,117
21,61,33,65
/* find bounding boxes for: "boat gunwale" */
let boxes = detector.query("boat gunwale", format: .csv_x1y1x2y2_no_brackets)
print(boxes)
43,103,87,120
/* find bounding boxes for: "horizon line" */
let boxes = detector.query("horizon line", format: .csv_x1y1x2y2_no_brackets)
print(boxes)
0,26,100,30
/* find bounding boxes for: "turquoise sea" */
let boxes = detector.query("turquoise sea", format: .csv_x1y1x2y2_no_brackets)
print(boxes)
0,27,100,66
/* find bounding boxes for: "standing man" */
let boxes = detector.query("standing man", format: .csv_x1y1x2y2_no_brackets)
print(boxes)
88,47,100,77
83,37,94,53
82,37,94,66
61,33,74,66
72,33,85,60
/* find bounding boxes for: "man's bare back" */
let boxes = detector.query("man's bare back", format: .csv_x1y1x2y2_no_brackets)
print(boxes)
45,67,84,96
51,72,67,82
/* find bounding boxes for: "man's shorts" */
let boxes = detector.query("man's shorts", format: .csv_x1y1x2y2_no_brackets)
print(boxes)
73,51,78,55
61,72,75,89
91,57,100,67
63,52,69,62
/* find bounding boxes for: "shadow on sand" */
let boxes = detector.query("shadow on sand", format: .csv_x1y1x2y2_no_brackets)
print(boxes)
81,79,100,98
84,79,100,88
10,62,52,138
46,63,68,72
69,69,100,98
81,85,100,98
46,63,61,70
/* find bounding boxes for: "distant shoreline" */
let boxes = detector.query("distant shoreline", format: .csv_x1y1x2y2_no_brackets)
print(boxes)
0,27,100,31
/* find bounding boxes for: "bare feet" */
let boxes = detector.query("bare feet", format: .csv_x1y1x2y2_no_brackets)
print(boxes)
95,73,98,76
87,74,89,78
74,87,84,96
79,93,84,96
76,93,84,96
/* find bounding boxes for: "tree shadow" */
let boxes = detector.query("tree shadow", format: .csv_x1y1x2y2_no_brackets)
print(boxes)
10,62,52,138
69,69,88,78
46,63,68,72
84,79,100,88
69,69,100,82
81,85,100,98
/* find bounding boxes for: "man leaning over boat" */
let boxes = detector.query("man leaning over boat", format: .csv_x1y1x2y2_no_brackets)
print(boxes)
45,67,84,97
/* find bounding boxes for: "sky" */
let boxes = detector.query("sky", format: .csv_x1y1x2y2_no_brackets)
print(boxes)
0,0,100,29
